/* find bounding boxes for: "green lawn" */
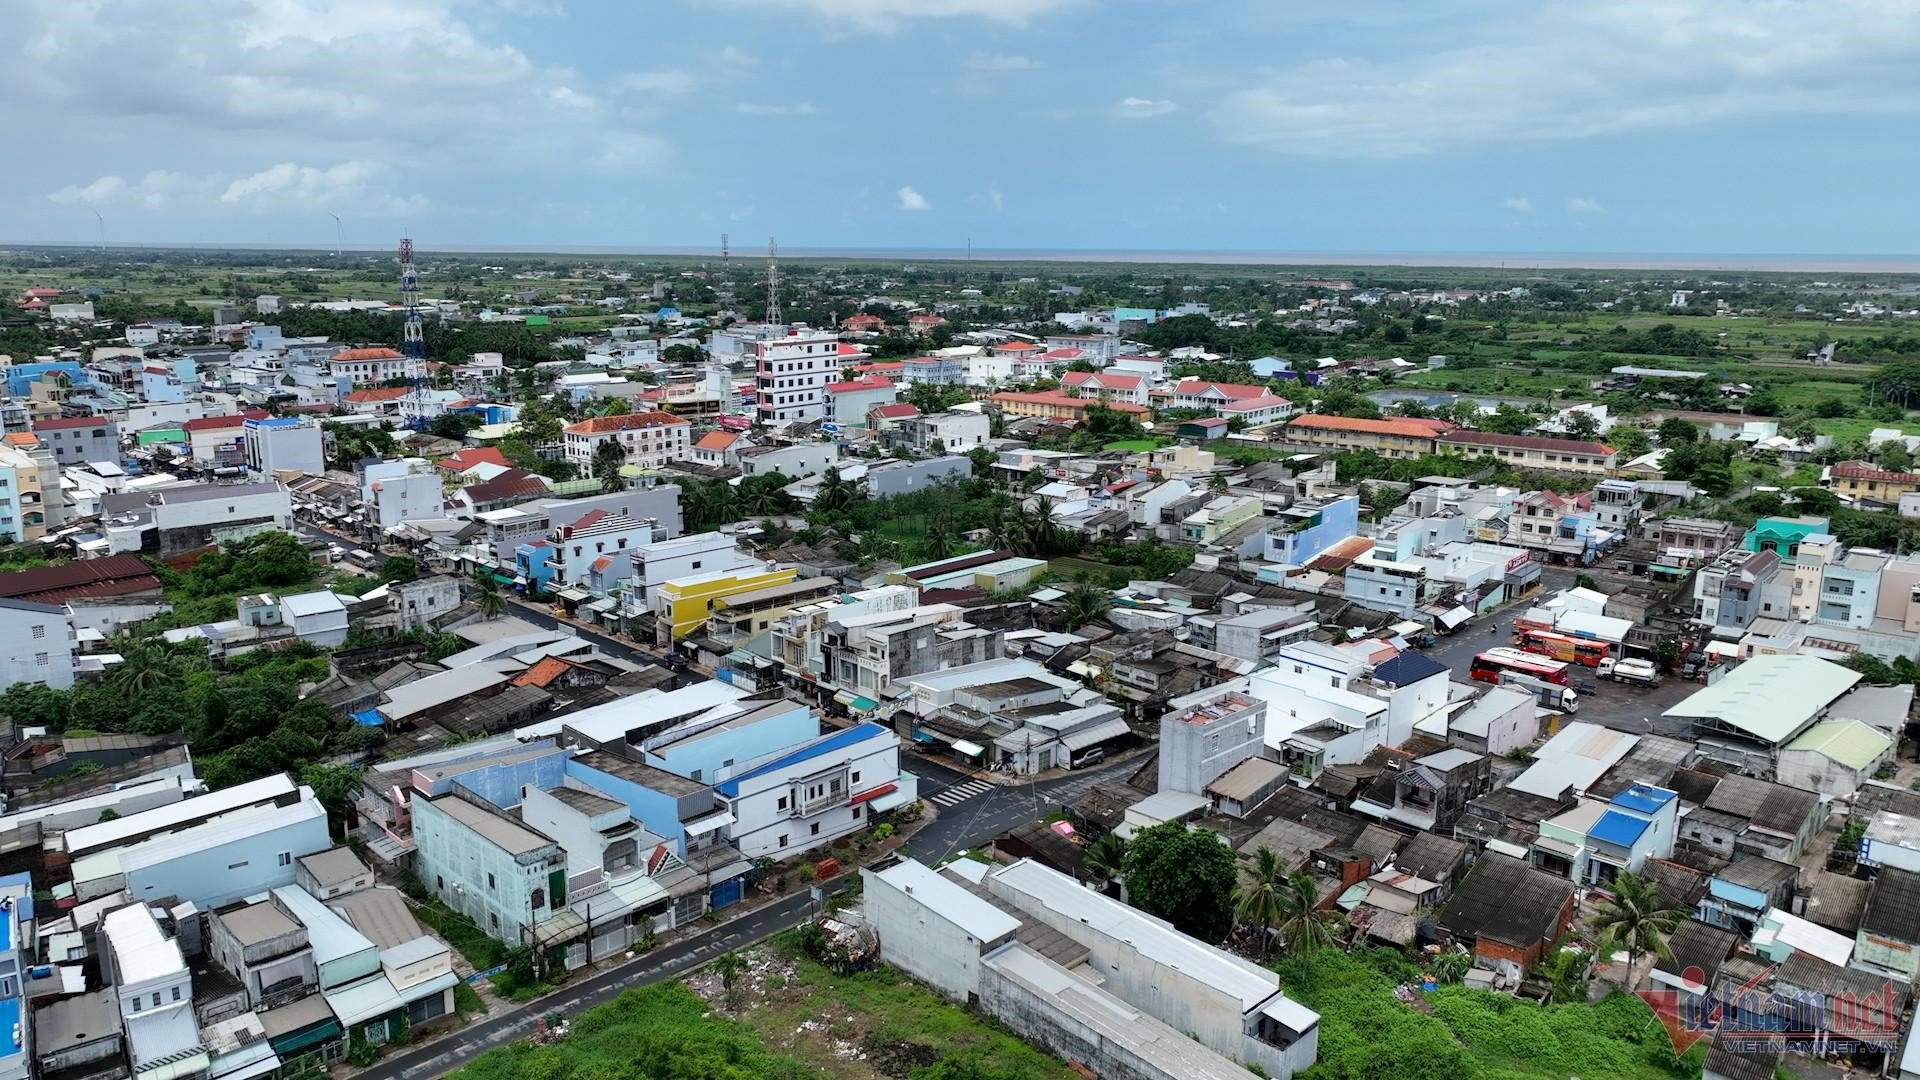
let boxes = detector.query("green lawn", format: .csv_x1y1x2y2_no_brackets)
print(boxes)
1102,438,1166,452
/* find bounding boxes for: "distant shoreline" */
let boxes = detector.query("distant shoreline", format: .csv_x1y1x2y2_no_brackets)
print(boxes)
7,240,1920,274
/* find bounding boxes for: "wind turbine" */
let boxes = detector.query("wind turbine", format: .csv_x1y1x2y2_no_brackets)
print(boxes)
329,212,344,256
93,211,105,252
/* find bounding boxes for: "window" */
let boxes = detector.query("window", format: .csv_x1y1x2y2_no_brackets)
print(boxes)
692,560,702,570
152,993,162,1008
30,625,44,639
278,852,292,866
777,796,788,811
850,771,860,784
228,859,248,869
130,998,140,1013
531,888,545,909
437,875,445,891
33,653,47,667
810,822,821,836
778,834,789,848
490,914,499,929
171,986,181,1002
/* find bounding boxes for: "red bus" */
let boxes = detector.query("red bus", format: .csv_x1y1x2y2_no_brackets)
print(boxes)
1470,647,1571,686
1515,629,1612,668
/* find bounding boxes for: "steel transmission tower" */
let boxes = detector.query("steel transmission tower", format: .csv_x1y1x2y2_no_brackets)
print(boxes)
765,237,781,327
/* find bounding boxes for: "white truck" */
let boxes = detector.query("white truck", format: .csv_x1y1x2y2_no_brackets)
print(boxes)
1597,657,1659,687
1499,672,1579,713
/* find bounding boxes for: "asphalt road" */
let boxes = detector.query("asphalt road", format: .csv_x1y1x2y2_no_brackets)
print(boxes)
354,757,1136,1080
1421,567,1697,738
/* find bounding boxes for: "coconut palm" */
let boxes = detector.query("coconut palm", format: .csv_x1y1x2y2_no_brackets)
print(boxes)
712,949,747,1012
1085,832,1128,889
470,570,506,620
1062,580,1112,630
111,636,178,697
1232,846,1290,957
1019,497,1059,558
705,479,740,525
815,466,864,516
1271,869,1336,956
1588,870,1686,987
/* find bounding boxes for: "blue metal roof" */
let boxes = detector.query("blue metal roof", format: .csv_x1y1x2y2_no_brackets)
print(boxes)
1371,651,1450,687
714,722,891,797
1588,810,1652,849
1609,784,1676,815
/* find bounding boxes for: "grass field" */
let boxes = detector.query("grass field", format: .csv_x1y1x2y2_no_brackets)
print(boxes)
1102,438,1165,452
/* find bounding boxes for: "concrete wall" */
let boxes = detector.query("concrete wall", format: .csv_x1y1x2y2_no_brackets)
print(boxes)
118,805,331,909
860,866,989,1002
411,796,567,945
1158,701,1265,796
0,609,74,690
978,959,1258,1080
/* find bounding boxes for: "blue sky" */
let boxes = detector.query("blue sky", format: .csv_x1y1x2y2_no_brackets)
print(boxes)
6,0,1920,255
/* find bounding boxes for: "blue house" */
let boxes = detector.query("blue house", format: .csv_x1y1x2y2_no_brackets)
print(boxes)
5,361,84,396
1249,356,1292,378
1261,495,1361,569
1698,857,1799,935
1582,783,1678,887
514,541,557,595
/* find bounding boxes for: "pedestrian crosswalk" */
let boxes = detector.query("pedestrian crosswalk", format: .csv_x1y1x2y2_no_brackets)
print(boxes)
928,778,994,808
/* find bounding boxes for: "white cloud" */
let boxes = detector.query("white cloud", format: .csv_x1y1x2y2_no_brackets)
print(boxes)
219,161,426,215
720,0,1075,32
617,48,756,97
987,186,1004,212
1500,196,1533,212
896,186,931,211
1567,196,1605,214
737,102,818,116
2,0,670,183
1214,2,1920,157
964,52,1043,72
48,176,128,206
1111,96,1178,119
49,170,216,210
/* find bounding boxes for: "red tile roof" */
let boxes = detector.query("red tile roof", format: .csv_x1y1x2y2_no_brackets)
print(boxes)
564,410,689,435
1219,394,1292,413
462,467,549,504
344,386,411,404
32,416,108,431
330,347,406,362
851,361,904,373
183,413,266,432
438,447,510,472
1287,414,1452,438
1830,460,1920,485
694,431,740,451
0,554,162,603
1063,371,1143,390
992,341,1041,352
1164,378,1272,400
1438,430,1613,456
835,343,868,356
869,403,920,419
826,375,895,395
511,656,579,689
567,509,609,531
989,390,1150,414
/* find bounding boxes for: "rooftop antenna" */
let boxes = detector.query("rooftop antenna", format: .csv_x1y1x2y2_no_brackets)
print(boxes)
329,212,344,256
93,211,105,252
399,236,425,426
765,236,781,327
719,232,733,301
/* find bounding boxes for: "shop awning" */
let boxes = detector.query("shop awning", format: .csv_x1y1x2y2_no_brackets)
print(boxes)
684,809,736,836
950,739,986,757
849,695,879,713
848,783,897,806
582,597,617,613
556,587,591,602
1437,606,1473,630
869,786,916,812
1533,835,1581,858
489,571,515,585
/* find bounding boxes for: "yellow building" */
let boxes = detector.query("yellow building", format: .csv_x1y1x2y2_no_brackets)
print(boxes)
1828,460,1920,503
651,566,798,646
0,437,58,542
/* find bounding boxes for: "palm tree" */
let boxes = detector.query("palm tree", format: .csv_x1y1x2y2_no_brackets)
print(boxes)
1019,497,1059,558
1588,870,1686,988
591,439,626,493
111,636,177,697
1062,580,1111,630
470,570,506,620
1271,869,1336,956
815,466,860,516
705,479,739,525
711,949,747,1012
1085,832,1128,893
1232,846,1289,957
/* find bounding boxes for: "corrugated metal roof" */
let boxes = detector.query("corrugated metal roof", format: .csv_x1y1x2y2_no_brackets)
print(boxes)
1663,654,1860,744
1784,719,1891,772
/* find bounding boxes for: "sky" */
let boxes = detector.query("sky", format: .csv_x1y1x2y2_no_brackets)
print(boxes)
7,0,1920,256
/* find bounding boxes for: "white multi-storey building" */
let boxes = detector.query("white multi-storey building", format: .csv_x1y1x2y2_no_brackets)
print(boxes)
328,347,423,385
562,410,692,470
102,905,204,1080
715,721,905,859
0,599,76,691
755,329,864,425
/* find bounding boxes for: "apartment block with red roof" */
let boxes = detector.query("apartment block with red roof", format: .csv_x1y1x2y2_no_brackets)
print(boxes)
825,375,898,431
31,415,118,466
1436,430,1617,476
1283,414,1454,458
327,346,423,384
562,410,693,470
1061,370,1149,406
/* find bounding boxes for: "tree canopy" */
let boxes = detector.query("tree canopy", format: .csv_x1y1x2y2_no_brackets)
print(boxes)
1120,821,1237,941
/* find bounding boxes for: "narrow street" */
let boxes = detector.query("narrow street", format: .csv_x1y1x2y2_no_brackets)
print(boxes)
351,757,1136,1080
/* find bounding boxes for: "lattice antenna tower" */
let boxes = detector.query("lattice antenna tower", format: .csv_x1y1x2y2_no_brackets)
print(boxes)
765,237,781,327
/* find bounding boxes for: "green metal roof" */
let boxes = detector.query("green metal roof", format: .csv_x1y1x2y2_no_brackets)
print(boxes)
1785,719,1891,772
1662,653,1861,744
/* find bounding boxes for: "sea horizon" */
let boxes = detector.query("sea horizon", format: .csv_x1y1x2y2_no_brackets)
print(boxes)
8,240,1920,274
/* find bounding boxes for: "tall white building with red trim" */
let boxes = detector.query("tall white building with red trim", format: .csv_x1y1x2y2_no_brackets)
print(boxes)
755,329,867,425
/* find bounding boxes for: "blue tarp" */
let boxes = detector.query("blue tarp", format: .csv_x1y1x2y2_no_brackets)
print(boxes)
349,709,386,727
